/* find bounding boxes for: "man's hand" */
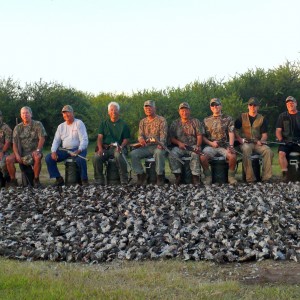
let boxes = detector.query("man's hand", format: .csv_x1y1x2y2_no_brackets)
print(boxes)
15,153,22,163
228,145,235,154
139,138,147,147
51,152,58,161
178,141,186,150
97,147,104,157
211,141,219,148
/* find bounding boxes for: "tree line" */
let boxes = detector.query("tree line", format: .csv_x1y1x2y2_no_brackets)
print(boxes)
0,60,299,146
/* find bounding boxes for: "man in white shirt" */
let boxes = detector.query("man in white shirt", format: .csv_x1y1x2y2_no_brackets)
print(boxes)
45,105,89,186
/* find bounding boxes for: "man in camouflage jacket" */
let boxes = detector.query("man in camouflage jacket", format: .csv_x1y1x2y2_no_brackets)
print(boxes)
0,110,12,178
6,106,47,187
202,98,237,184
130,100,167,186
169,102,204,185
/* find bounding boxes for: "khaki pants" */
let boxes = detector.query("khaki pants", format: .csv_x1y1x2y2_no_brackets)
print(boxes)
241,143,274,182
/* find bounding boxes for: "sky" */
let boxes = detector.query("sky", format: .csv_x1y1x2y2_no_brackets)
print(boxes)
0,0,300,95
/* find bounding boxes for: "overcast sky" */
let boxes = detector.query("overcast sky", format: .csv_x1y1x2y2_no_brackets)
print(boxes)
1,0,299,95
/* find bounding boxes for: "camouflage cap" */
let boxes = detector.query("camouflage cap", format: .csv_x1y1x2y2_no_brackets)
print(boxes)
144,100,155,107
179,102,190,109
210,98,221,105
285,96,296,103
248,97,259,105
62,105,74,112
22,155,33,166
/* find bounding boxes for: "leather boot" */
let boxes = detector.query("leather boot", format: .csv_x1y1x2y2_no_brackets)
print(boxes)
137,173,147,186
174,173,181,185
192,175,200,185
282,171,288,183
156,175,164,186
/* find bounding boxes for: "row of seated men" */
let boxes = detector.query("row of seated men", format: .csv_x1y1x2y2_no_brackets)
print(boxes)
0,95,299,188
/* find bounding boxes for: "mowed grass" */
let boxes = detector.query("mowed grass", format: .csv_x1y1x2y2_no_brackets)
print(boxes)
1,258,299,300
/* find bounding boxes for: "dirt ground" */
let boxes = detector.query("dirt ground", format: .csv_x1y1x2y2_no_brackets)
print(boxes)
196,260,300,285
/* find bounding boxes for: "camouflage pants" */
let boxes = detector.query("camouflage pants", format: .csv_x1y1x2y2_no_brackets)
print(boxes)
168,146,201,176
0,153,8,175
241,143,273,182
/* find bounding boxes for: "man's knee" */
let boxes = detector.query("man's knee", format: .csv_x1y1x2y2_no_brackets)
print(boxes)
278,151,287,159
6,155,15,165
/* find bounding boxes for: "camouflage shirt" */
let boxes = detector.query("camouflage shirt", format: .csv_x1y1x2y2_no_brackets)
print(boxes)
0,122,12,151
169,118,204,146
138,115,168,145
203,114,235,143
13,120,47,155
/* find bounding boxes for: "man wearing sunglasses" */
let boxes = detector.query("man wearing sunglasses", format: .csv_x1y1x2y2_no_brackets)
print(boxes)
201,98,237,184
235,97,273,183
276,96,300,181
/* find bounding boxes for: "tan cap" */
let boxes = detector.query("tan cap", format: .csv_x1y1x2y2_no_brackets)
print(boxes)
179,102,190,109
62,105,74,112
144,100,155,107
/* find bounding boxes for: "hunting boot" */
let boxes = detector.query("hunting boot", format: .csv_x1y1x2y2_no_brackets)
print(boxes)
174,173,181,185
192,175,200,186
137,173,147,186
53,176,65,187
8,178,18,188
33,177,42,188
228,170,237,184
120,173,129,185
282,171,288,183
156,175,164,186
203,169,212,185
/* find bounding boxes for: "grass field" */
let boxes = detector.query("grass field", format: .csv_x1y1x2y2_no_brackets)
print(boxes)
1,258,299,299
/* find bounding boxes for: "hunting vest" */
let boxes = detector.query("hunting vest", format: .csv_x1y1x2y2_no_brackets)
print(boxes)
241,113,264,139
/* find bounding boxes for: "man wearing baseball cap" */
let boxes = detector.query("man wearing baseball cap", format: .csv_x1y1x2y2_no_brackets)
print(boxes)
45,104,89,186
235,97,274,183
130,100,168,186
276,96,300,181
169,102,204,185
201,98,237,184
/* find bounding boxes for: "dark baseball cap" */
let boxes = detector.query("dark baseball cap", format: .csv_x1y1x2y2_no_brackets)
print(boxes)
210,98,221,105
248,97,259,105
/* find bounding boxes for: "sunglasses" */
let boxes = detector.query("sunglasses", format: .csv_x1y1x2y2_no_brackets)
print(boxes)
248,104,257,107
210,103,220,107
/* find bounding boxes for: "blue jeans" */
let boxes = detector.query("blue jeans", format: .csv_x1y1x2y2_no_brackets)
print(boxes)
45,148,88,180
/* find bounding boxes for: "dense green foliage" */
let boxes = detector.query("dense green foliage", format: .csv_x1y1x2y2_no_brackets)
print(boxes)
1,60,299,145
